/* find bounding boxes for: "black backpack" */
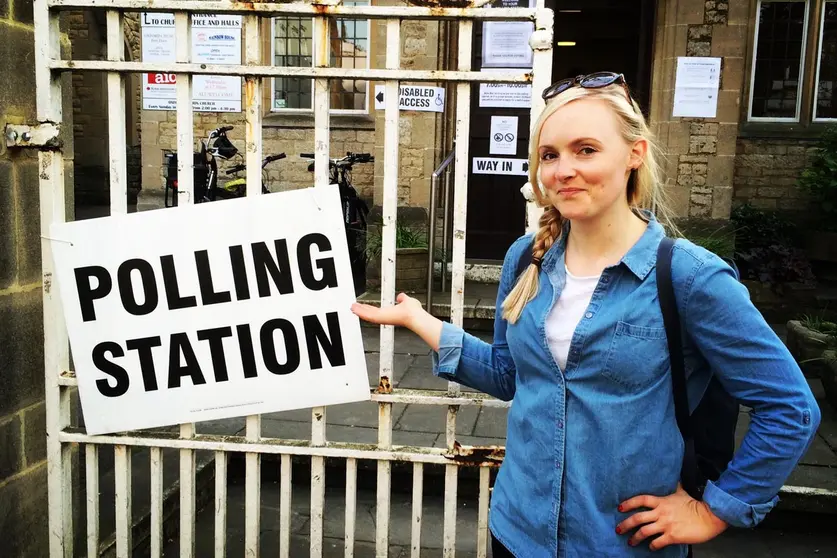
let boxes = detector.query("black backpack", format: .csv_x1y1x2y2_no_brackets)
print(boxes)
514,237,739,500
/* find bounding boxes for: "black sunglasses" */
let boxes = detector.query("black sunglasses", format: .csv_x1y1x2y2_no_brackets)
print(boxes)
541,72,633,106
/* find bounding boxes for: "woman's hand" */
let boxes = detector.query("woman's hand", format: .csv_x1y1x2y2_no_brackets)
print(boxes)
351,293,423,329
351,293,444,352
615,484,728,551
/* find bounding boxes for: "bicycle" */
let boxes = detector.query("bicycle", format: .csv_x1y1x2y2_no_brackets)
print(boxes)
300,152,374,294
164,126,285,206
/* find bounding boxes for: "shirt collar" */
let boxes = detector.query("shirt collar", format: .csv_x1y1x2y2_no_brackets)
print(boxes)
542,209,665,280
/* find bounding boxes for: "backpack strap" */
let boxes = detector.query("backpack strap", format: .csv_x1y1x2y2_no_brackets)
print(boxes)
656,237,699,499
515,239,534,279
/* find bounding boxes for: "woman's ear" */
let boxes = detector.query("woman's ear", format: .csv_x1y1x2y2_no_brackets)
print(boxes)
629,139,648,170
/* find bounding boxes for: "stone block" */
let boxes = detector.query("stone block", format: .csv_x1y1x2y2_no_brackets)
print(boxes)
750,198,778,210
734,186,757,199
758,187,787,198
15,161,42,285
667,184,692,218
721,56,746,91
0,413,23,481
687,41,712,57
693,163,708,175
678,163,693,175
690,122,719,135
0,25,37,124
679,154,709,163
23,401,46,467
716,123,739,156
715,89,741,122
688,24,713,41
711,24,747,58
711,187,733,219
0,461,49,558
13,0,34,26
0,288,45,416
677,0,707,25
708,155,736,188
0,161,15,289
689,135,717,154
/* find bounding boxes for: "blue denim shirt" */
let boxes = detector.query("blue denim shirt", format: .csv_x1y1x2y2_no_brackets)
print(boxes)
432,216,821,557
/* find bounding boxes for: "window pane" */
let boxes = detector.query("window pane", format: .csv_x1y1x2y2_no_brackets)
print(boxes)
750,1,807,119
815,1,837,119
273,17,312,109
272,2,369,112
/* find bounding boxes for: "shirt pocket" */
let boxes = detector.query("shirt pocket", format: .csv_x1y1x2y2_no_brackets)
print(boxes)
602,321,669,391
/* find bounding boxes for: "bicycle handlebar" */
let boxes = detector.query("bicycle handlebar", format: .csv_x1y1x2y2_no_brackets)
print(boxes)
224,153,287,175
265,153,287,163
218,126,234,133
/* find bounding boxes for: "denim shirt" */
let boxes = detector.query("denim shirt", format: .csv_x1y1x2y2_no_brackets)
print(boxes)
432,216,821,558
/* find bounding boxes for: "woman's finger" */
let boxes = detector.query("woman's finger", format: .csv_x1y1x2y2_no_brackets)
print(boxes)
616,509,658,535
648,533,674,551
351,303,404,326
628,521,664,547
619,494,661,513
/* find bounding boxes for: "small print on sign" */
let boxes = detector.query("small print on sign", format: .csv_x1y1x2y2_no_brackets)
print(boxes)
373,85,445,113
490,116,519,155
49,185,369,435
672,56,721,118
472,157,529,176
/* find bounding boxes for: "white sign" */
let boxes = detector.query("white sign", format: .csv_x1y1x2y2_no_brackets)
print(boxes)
49,186,370,435
672,57,721,118
472,157,529,176
141,12,243,112
373,85,445,113
490,116,519,155
482,21,534,68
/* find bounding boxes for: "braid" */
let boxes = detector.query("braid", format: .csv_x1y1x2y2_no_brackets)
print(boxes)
502,206,563,324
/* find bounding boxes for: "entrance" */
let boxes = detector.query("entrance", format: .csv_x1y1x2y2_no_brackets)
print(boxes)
466,0,656,260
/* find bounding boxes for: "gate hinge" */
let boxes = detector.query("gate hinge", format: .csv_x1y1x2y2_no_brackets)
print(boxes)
4,123,62,149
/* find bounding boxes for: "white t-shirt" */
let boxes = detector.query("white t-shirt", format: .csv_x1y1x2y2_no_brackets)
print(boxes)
545,266,601,371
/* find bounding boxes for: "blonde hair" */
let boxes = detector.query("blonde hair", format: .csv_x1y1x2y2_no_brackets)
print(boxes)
501,84,675,324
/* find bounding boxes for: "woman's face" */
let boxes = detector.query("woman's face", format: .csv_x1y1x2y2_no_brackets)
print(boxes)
537,97,644,222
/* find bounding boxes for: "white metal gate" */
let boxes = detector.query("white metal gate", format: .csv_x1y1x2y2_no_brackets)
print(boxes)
35,0,553,556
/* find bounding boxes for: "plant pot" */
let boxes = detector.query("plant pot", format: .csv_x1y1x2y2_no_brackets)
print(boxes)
822,351,837,412
365,247,429,294
786,320,835,378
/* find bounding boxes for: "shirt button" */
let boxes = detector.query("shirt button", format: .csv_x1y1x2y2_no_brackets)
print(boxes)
558,420,564,429
585,312,593,319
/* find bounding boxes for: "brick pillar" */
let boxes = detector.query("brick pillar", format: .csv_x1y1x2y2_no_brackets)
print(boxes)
1,2,75,556
651,0,749,221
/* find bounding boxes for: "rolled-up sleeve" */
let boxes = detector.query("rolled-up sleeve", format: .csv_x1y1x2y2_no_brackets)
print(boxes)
677,246,821,528
430,236,530,401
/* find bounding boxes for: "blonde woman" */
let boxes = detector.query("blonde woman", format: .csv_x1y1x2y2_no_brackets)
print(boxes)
351,72,820,557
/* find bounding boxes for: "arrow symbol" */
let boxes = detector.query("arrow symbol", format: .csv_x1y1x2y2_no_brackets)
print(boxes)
376,91,384,103
522,162,529,172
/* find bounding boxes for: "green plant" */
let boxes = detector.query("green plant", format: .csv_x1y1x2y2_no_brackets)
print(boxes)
800,313,837,336
730,203,816,291
798,124,837,227
363,222,428,261
688,227,736,258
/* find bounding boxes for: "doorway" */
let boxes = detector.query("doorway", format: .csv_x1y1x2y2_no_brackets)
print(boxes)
465,0,657,260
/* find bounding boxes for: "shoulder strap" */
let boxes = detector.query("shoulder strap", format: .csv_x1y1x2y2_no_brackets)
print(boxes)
656,237,699,497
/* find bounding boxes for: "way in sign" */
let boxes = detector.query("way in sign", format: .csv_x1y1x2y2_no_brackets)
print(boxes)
472,157,529,176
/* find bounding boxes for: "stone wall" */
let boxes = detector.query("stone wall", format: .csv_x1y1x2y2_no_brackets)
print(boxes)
0,2,75,556
650,0,749,221
733,137,818,211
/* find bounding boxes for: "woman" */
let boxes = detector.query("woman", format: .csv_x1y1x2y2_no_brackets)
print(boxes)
351,73,820,557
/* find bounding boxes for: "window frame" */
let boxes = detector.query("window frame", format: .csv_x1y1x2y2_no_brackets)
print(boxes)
747,0,811,123
813,0,837,121
269,12,372,115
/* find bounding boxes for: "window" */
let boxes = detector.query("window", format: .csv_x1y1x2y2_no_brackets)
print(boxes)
814,1,837,119
271,1,369,112
748,0,837,123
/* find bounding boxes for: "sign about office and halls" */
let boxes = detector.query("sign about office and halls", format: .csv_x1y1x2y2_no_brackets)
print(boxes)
140,13,243,112
472,157,529,176
672,57,721,118
489,116,519,155
49,185,370,435
373,85,446,113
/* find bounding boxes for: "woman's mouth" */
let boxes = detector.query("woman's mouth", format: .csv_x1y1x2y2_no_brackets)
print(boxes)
557,188,585,197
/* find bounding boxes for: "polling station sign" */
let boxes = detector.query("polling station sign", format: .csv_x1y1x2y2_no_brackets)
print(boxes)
49,185,369,435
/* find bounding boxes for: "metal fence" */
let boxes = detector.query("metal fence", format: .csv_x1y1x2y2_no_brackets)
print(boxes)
34,1,554,556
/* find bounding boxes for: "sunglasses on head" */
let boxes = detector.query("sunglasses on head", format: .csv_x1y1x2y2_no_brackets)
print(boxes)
541,71,634,107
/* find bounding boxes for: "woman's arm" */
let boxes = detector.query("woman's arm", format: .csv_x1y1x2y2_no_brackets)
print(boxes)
676,244,821,528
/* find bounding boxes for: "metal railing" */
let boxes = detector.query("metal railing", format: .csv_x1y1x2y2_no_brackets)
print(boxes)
427,147,456,311
34,1,554,557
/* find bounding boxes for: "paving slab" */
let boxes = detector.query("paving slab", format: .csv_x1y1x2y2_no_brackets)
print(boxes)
395,403,481,437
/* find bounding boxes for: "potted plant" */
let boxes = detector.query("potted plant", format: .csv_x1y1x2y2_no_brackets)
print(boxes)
786,314,837,378
363,221,429,293
798,124,837,264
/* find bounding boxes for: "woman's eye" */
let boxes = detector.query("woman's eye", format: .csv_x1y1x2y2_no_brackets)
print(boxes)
579,146,597,155
540,152,557,161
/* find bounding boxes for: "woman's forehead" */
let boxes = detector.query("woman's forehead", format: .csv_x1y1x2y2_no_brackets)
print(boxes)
540,98,621,145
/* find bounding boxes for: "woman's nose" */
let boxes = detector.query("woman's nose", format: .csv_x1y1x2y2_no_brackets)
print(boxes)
554,157,576,182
